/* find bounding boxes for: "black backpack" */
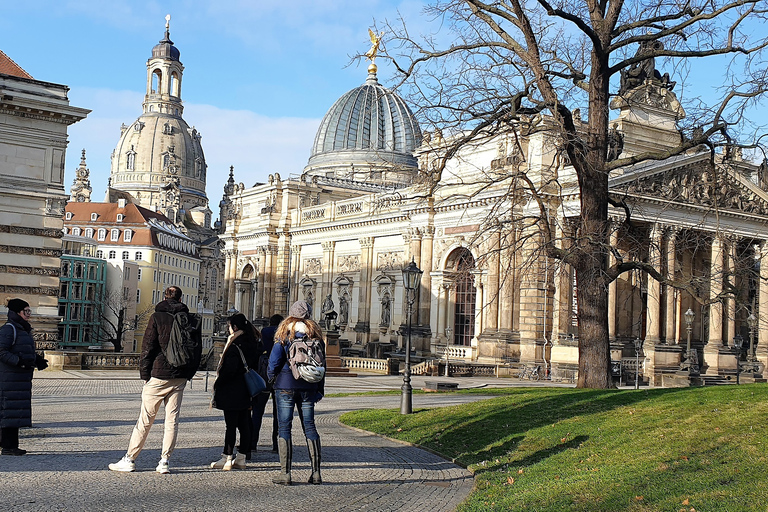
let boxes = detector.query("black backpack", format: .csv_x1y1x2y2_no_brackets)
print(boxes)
257,347,272,392
164,312,201,368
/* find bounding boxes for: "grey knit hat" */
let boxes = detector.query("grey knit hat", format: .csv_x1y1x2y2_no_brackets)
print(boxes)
289,300,311,319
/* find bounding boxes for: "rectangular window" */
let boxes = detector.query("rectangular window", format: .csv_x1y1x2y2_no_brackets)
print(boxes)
125,267,131,280
58,304,67,317
136,290,141,303
86,283,96,301
60,282,68,297
137,268,142,280
72,283,82,299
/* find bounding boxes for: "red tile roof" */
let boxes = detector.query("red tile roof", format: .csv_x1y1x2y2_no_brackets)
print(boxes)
0,50,32,79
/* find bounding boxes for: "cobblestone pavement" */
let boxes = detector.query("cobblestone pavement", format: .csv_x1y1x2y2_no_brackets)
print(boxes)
0,372,539,512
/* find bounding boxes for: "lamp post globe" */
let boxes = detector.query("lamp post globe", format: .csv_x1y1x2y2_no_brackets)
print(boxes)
400,259,423,415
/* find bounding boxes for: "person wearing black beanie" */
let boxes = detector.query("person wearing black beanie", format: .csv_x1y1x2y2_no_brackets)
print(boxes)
0,298,48,455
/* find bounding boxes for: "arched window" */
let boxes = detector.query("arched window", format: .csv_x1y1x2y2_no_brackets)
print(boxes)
170,72,180,96
108,250,116,259
135,251,142,261
111,229,119,241
126,152,135,170
96,250,103,259
123,229,132,242
72,227,81,236
97,228,106,241
85,228,93,238
151,69,162,94
448,248,477,347
122,251,129,260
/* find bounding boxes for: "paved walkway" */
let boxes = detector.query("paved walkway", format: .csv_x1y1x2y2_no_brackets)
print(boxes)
0,371,545,512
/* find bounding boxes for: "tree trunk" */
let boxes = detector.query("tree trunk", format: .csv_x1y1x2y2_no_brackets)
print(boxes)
574,49,612,388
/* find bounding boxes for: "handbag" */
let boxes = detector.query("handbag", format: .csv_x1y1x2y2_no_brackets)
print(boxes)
234,344,266,397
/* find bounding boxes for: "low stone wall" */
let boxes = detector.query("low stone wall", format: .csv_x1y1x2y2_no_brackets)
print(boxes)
45,350,140,371
341,357,395,374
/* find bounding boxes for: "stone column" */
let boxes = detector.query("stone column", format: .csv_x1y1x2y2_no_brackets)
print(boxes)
419,226,434,328
705,236,725,374
645,224,663,344
257,248,267,320
429,274,444,352
290,245,302,307
321,240,335,303
608,226,619,340
473,271,484,342
708,236,724,345
726,240,737,346
223,250,233,311
263,246,275,320
485,230,500,332
499,233,515,335
356,237,374,340
664,229,678,344
226,250,237,311
758,242,768,369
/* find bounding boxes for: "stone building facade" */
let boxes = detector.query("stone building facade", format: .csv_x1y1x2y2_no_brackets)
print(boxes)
0,50,89,349
220,58,768,385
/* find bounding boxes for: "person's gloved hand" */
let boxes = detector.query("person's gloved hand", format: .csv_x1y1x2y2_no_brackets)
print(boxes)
35,358,49,371
17,360,34,370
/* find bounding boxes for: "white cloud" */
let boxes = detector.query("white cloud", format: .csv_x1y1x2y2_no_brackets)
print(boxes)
64,88,320,212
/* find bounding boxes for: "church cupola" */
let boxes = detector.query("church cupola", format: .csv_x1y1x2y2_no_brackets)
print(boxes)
144,14,184,118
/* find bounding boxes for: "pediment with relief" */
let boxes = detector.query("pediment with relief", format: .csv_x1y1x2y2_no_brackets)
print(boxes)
613,165,768,216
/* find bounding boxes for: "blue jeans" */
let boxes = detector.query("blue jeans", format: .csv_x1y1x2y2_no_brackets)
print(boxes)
275,389,319,442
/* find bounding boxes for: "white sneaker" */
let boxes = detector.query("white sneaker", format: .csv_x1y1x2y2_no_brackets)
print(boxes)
156,459,170,474
109,456,135,472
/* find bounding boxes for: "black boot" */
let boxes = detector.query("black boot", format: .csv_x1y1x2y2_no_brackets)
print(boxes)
272,438,292,485
306,438,322,484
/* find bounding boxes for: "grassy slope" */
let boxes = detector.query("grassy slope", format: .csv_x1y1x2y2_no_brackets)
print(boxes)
339,385,768,512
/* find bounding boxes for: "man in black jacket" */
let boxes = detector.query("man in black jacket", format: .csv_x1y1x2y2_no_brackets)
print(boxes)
109,286,201,474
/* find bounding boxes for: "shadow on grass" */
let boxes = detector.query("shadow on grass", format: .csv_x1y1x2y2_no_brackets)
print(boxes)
392,387,691,467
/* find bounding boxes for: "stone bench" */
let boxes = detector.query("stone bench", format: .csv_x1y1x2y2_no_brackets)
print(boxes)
423,380,459,391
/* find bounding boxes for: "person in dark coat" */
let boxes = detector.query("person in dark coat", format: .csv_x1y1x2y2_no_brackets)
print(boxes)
0,298,47,456
267,300,325,485
251,313,282,452
109,286,201,474
210,313,261,470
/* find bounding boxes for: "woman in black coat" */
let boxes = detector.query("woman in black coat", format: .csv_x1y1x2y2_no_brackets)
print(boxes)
0,298,47,456
210,313,261,470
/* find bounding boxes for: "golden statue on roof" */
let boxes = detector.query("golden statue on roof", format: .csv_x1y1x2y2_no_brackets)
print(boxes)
365,29,384,63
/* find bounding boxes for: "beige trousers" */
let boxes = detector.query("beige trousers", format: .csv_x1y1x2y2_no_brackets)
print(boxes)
125,377,187,461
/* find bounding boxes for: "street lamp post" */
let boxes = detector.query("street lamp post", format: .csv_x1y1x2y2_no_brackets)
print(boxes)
680,308,699,375
747,313,757,363
400,259,423,415
634,337,644,390
733,334,744,385
444,326,452,377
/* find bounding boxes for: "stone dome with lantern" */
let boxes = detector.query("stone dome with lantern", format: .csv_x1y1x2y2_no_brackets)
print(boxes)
109,16,211,229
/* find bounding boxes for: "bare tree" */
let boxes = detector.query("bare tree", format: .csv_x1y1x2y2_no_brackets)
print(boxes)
89,290,153,352
381,1,768,388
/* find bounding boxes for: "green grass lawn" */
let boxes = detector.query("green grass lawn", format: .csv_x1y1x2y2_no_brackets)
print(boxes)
339,385,768,512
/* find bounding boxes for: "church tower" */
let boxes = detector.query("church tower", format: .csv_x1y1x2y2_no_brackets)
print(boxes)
70,149,92,203
109,15,212,231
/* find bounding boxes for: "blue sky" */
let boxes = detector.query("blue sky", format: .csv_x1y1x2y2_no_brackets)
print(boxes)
2,1,765,208
1,0,425,203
